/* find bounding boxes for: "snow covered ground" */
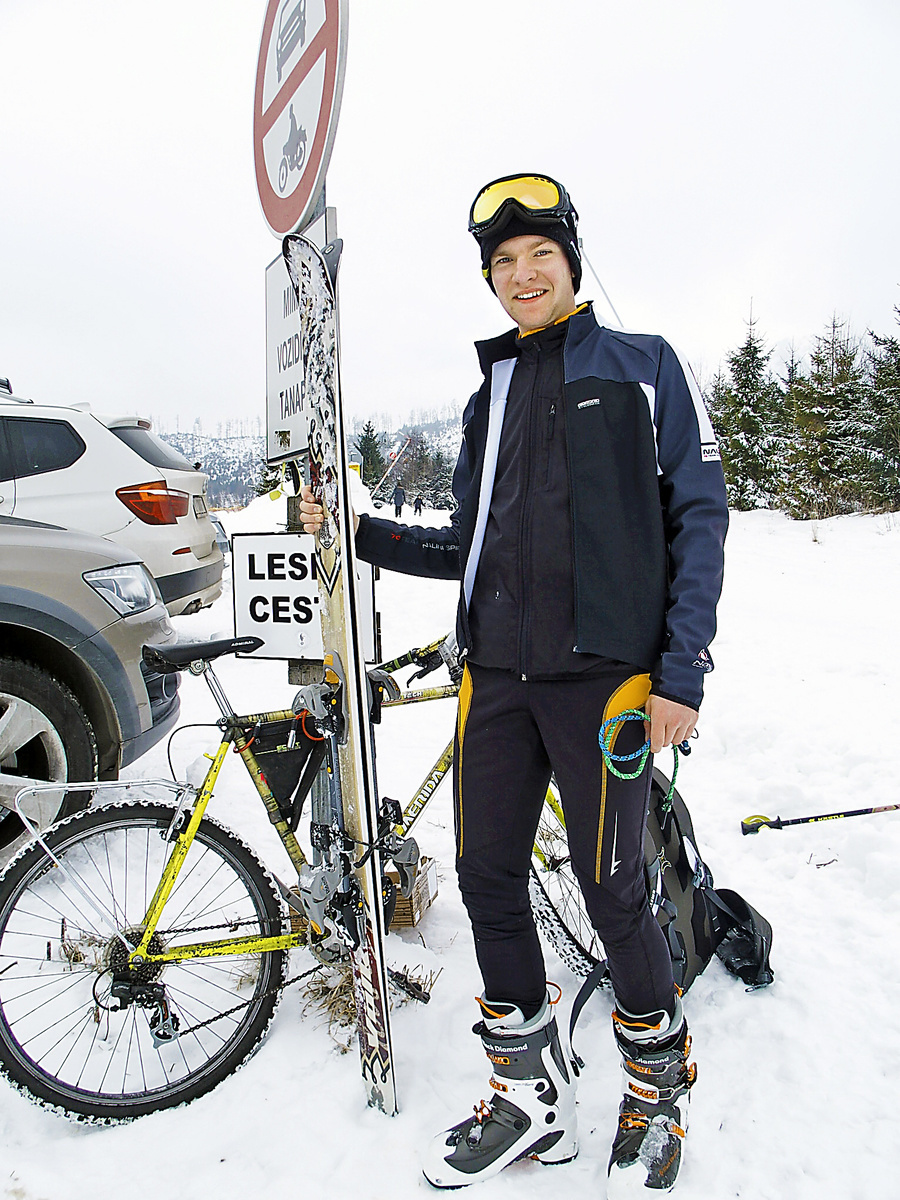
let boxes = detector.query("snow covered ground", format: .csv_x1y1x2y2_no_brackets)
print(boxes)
2,496,899,1199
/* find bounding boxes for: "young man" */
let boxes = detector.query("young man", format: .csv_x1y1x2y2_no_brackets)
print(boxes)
299,173,727,1194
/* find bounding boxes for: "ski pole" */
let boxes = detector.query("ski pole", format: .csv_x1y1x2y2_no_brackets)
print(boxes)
741,802,900,836
377,635,448,678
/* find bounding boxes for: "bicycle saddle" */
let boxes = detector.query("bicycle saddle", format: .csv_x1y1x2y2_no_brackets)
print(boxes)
142,636,264,673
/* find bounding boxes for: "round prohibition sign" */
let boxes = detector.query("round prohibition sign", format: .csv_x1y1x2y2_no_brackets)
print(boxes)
253,0,348,236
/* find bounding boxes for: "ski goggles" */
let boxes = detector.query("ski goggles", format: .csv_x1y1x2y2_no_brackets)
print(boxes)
468,174,576,236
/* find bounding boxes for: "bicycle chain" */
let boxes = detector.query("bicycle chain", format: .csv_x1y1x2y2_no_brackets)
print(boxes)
176,961,325,1037
97,915,315,1036
127,917,430,1035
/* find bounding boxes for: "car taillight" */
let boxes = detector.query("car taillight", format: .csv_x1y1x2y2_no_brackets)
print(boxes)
116,481,190,525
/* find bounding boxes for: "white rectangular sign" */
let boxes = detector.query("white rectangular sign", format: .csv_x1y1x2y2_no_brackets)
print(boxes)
265,254,307,466
232,531,378,662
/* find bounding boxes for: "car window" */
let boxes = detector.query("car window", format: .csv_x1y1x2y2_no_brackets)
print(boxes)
0,422,14,484
5,417,86,479
111,426,195,471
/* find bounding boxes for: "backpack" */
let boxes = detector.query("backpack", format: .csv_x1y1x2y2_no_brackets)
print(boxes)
569,767,773,1051
643,767,774,993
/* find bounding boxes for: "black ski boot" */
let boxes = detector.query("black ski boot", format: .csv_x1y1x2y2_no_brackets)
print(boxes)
607,997,696,1195
422,992,578,1188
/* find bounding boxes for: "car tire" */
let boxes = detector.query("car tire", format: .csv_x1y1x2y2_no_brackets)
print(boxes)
0,658,98,850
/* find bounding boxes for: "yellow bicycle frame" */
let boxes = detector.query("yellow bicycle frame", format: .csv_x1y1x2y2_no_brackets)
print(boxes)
127,711,311,967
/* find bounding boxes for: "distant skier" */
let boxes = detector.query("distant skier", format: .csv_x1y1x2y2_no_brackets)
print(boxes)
298,173,727,1194
391,484,406,517
413,494,424,516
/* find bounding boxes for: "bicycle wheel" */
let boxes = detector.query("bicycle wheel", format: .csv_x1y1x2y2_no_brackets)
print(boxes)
0,800,287,1121
529,778,603,978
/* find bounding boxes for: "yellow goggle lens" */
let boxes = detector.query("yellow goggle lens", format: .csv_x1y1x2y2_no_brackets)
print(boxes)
471,175,562,227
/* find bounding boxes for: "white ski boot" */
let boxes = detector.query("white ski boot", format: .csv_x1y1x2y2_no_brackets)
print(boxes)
606,997,696,1196
422,992,578,1188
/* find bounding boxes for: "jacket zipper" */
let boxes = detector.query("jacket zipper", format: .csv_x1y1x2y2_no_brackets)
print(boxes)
544,402,556,487
517,349,543,680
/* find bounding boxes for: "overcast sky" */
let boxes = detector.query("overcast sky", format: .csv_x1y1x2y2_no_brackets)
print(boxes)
1,0,898,433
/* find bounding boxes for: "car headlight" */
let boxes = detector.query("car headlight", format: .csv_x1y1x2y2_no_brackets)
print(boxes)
83,564,160,616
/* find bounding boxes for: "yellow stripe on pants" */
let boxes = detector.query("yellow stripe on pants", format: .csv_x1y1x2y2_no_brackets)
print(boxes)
595,673,651,882
455,664,474,857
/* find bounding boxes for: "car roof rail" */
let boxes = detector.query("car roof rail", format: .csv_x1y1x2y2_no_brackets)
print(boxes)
0,378,12,394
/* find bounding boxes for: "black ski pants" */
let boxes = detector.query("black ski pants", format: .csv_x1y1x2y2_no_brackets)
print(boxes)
453,663,675,1020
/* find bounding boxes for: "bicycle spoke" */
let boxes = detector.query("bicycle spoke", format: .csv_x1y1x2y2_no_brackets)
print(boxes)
0,803,285,1117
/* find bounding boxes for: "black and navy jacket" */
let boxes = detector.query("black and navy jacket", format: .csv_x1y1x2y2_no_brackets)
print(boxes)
355,304,728,709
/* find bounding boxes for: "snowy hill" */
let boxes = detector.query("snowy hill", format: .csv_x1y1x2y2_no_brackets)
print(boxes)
159,430,266,508
1,505,898,1199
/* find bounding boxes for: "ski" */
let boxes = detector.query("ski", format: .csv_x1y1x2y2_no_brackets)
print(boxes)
283,232,397,1114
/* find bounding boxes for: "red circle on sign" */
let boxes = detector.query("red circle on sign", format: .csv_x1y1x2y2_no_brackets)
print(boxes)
253,0,347,236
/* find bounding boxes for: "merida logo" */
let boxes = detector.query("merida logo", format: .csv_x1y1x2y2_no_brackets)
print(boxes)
577,398,601,409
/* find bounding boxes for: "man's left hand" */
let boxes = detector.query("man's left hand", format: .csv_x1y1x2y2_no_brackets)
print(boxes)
645,695,698,754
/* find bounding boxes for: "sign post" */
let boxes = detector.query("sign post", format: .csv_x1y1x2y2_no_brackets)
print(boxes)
253,0,373,682
255,0,348,465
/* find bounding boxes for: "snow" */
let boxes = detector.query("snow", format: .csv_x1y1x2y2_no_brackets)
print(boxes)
2,500,899,1199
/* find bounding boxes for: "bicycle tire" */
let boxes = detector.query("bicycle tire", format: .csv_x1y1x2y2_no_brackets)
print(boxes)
529,774,670,982
0,800,287,1121
529,778,602,978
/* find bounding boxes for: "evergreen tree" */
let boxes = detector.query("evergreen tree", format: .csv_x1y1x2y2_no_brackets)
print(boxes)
783,317,867,517
865,308,900,509
402,430,432,491
712,319,786,510
354,420,386,487
703,369,728,441
427,447,455,507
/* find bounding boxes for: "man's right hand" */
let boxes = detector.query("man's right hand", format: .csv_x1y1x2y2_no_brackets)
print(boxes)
298,485,325,533
298,485,359,535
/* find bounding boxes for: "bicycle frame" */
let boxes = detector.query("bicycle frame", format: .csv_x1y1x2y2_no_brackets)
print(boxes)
381,678,561,845
13,659,313,970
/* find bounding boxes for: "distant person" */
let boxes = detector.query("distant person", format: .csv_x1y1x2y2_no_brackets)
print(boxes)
391,483,406,517
413,494,424,516
299,172,727,1194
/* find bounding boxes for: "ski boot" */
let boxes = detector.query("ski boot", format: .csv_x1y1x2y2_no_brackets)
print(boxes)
422,991,578,1188
607,997,696,1196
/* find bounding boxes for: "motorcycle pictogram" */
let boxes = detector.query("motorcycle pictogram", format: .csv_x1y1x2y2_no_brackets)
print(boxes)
278,103,308,194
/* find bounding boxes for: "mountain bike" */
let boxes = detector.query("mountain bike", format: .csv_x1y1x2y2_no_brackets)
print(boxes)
0,634,602,1123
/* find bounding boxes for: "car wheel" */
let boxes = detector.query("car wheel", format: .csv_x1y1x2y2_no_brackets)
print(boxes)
0,659,98,851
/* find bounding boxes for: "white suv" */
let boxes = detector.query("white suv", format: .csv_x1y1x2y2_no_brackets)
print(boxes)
0,381,223,616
